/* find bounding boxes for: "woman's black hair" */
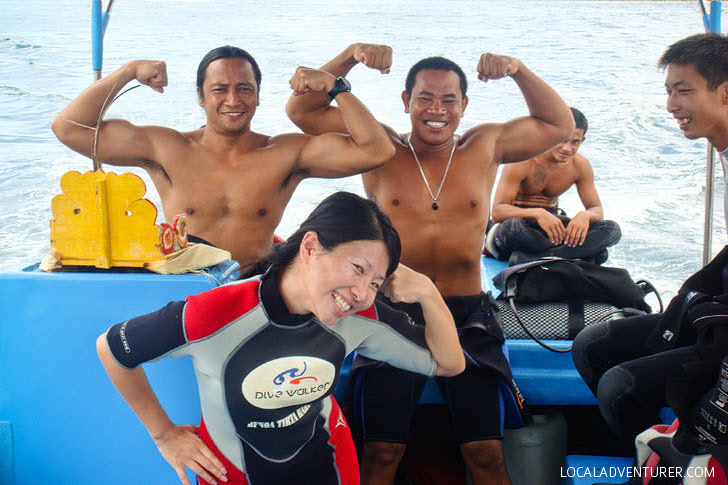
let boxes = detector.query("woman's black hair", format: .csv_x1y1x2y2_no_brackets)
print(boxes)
243,192,401,278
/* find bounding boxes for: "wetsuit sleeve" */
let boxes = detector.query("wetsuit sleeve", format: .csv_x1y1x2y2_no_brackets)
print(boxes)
356,301,437,376
105,301,187,369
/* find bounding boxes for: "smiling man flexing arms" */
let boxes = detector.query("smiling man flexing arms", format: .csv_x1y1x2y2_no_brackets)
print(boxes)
287,43,573,485
52,46,394,269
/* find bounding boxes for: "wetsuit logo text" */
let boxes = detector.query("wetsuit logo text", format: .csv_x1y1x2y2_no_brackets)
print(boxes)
242,356,336,409
247,404,312,429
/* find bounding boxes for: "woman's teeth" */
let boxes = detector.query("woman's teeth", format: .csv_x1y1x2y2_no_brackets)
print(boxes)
333,292,351,312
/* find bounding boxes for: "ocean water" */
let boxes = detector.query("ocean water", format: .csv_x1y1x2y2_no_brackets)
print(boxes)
0,0,719,299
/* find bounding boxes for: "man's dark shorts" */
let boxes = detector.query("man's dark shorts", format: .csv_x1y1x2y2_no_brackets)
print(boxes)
350,293,513,445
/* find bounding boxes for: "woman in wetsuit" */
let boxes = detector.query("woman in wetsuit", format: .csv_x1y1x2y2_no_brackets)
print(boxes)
96,191,465,485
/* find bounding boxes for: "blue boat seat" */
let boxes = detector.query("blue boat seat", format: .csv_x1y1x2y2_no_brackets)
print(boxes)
0,262,240,485
333,339,596,406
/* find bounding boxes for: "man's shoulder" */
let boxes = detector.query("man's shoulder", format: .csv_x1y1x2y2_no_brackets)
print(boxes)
460,122,506,141
372,132,412,166
572,152,590,165
460,124,507,162
143,125,200,148
265,132,308,149
386,125,405,144
571,153,594,175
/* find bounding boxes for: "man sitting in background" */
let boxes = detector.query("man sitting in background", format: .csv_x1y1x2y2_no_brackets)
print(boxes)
484,107,621,266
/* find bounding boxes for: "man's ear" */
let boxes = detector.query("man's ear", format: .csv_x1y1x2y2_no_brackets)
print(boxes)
720,81,728,105
300,231,320,264
462,95,469,115
197,87,204,107
402,91,410,113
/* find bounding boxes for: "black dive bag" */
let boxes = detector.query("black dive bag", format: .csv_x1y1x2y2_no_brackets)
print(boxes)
492,257,660,353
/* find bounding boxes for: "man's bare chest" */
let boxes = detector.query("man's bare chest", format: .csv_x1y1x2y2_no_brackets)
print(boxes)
158,158,297,221
522,167,577,198
369,156,489,210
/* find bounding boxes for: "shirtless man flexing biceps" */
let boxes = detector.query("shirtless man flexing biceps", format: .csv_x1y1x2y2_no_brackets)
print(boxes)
287,43,574,485
52,46,394,269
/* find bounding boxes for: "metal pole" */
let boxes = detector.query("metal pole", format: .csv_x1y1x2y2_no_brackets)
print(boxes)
91,0,115,170
699,0,708,28
103,0,116,34
704,146,716,266
710,1,722,32
700,0,722,265
92,0,103,82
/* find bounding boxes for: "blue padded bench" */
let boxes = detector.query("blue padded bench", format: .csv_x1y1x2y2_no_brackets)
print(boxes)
0,261,241,485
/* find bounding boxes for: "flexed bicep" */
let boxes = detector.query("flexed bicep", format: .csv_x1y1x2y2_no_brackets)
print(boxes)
65,118,159,167
297,131,390,178
496,116,570,164
296,91,395,177
52,60,169,168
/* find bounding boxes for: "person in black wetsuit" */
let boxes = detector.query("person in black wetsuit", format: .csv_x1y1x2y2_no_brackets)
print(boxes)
97,191,465,485
573,34,728,462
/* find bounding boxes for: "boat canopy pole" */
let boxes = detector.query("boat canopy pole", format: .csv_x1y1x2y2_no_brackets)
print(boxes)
92,0,116,82
700,0,723,32
699,0,722,266
705,144,716,267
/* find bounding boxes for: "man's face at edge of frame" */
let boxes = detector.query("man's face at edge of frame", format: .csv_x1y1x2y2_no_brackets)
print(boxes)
665,62,728,149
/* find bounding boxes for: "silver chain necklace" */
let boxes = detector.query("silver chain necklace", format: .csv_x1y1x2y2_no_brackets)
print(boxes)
407,134,459,210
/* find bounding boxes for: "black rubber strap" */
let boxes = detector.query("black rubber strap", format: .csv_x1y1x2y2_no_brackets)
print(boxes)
567,300,585,339
508,298,572,353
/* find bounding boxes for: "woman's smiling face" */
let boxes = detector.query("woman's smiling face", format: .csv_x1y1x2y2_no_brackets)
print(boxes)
301,233,389,325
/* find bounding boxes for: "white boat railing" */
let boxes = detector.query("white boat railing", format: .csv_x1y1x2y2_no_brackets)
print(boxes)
698,0,722,266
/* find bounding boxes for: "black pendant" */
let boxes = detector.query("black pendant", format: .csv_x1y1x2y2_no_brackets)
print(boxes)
432,202,439,210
